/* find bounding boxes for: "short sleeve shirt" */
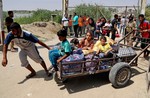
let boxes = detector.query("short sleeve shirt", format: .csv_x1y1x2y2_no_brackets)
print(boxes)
139,20,150,38
4,30,39,49
73,15,79,25
59,39,71,56
98,43,111,53
62,17,69,26
5,17,13,32
78,17,84,27
111,19,118,29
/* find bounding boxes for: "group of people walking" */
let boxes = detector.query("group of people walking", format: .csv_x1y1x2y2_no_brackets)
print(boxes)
62,12,150,58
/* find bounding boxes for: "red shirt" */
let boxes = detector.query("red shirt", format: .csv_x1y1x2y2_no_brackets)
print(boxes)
139,20,150,38
68,18,72,26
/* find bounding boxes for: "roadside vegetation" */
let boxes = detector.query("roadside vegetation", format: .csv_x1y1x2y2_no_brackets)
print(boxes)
73,4,113,20
3,9,62,24
2,4,150,25
145,5,150,21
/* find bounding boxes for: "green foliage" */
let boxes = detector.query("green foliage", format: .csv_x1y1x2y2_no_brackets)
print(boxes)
3,11,7,21
32,9,52,21
14,9,52,24
53,15,62,24
145,5,150,21
14,16,35,24
72,4,112,21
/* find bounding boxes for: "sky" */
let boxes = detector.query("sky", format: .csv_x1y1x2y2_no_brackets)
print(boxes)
2,0,150,11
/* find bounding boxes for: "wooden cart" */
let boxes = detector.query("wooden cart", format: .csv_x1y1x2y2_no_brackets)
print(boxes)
53,30,150,88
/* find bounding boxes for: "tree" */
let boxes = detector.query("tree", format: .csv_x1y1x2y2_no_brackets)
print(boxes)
71,4,112,21
145,5,150,21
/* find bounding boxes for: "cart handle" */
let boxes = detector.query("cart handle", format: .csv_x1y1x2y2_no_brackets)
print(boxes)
129,44,150,65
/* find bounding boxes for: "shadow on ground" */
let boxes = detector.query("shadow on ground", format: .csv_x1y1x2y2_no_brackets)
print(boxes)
57,67,145,94
131,67,147,77
57,72,110,94
17,70,53,84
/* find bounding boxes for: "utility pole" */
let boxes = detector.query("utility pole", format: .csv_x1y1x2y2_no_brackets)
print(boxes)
0,0,4,45
62,0,69,16
139,0,147,15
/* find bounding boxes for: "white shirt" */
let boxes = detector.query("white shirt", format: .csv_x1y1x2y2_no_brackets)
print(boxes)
62,17,69,26
104,23,112,27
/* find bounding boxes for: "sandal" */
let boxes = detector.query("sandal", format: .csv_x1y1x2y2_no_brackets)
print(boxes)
10,48,18,52
26,72,36,79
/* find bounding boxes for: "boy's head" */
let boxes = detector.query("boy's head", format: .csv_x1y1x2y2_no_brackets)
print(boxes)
138,14,145,22
114,14,118,19
57,29,67,41
8,11,14,18
10,22,22,36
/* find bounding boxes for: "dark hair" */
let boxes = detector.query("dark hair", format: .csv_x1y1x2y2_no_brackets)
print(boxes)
138,14,144,18
10,22,21,29
114,14,118,18
69,15,72,18
8,11,13,15
129,16,134,21
88,18,95,27
86,30,94,39
100,36,107,42
70,38,79,45
57,29,67,37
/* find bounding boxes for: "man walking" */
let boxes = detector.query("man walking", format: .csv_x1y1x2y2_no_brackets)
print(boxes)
5,11,17,52
2,22,51,79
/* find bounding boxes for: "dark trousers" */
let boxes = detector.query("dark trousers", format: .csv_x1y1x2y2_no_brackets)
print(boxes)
111,30,116,40
77,26,84,36
141,38,150,53
73,24,79,38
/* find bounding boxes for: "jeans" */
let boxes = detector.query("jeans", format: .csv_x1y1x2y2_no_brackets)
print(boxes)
49,49,61,71
68,26,73,36
99,52,113,58
94,31,101,39
77,26,84,36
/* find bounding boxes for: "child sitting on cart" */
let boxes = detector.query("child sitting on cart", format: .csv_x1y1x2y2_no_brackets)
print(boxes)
79,30,95,55
49,30,72,75
96,36,113,58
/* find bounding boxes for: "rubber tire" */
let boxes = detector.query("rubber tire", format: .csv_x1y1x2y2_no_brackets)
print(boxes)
109,62,131,88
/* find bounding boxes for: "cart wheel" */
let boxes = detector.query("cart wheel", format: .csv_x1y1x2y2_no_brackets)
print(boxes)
109,62,131,88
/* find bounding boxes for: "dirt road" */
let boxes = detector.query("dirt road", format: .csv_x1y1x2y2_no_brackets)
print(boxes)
0,36,149,98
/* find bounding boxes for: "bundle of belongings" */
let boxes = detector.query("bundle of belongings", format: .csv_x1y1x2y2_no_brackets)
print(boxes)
62,48,84,75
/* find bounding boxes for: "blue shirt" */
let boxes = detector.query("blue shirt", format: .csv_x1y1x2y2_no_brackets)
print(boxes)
59,39,71,56
73,15,79,25
4,30,39,49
